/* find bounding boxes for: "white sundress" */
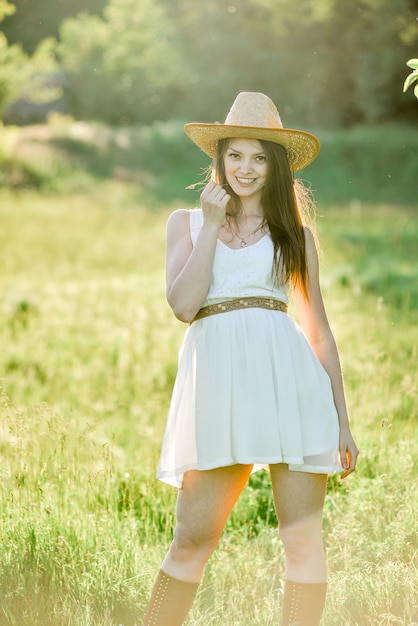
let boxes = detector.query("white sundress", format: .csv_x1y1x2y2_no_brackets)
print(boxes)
157,208,342,488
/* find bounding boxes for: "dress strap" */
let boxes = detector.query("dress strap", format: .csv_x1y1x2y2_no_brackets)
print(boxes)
189,208,203,246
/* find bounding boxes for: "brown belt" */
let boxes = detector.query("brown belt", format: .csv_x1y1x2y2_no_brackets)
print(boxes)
191,296,288,324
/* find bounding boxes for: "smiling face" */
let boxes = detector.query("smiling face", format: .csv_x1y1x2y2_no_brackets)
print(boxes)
223,138,267,202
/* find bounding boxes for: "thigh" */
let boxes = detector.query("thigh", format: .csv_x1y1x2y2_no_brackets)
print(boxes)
175,464,253,543
269,464,327,528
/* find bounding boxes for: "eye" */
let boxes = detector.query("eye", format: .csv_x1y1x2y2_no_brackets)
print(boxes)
256,155,266,162
227,152,240,159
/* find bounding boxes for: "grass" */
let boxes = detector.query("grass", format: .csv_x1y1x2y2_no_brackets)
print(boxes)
1,116,417,206
305,124,418,205
0,183,417,625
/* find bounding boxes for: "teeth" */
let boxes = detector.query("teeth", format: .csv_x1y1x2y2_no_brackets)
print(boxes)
237,177,256,184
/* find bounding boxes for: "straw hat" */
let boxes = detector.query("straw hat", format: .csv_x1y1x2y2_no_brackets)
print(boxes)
184,92,320,172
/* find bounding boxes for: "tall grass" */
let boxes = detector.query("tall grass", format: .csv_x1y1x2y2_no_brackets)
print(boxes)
0,185,416,625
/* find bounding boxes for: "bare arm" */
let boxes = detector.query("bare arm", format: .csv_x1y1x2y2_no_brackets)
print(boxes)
166,181,230,323
293,228,359,478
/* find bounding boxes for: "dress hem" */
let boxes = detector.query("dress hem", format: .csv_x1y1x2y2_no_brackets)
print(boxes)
157,457,342,488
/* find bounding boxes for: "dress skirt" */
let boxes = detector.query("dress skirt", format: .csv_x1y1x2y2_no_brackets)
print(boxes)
157,307,342,488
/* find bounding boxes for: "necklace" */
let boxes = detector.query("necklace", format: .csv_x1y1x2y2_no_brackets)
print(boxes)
229,220,265,248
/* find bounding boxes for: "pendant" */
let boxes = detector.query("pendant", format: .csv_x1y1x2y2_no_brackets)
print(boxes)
240,240,247,248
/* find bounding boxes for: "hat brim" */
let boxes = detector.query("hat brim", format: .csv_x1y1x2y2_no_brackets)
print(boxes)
184,123,320,172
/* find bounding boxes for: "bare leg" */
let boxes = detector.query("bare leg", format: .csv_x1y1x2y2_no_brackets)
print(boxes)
270,464,328,625
162,463,253,582
142,464,252,625
270,464,327,583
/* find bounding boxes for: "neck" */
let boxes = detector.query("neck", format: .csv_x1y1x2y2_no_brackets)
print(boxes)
238,197,264,220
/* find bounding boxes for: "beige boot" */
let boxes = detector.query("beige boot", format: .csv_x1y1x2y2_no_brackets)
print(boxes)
141,570,199,626
280,579,327,626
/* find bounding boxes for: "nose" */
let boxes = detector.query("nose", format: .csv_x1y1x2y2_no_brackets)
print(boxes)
238,158,253,173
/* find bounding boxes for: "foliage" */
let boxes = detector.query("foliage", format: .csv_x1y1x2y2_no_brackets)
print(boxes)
403,58,418,98
0,119,417,207
0,188,416,624
0,32,27,117
1,0,417,126
0,0,59,122
57,0,182,125
322,0,415,123
23,39,61,100
49,0,418,127
1,0,107,54
0,2,22,116
305,123,418,205
0,0,14,20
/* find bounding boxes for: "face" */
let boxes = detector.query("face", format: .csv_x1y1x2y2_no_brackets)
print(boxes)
223,138,267,201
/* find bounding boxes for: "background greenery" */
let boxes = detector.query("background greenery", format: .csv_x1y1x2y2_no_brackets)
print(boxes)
0,0,417,624
1,0,417,207
0,116,417,206
1,0,417,127
0,181,416,625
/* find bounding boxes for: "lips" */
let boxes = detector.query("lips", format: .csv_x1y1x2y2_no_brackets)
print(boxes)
236,177,257,185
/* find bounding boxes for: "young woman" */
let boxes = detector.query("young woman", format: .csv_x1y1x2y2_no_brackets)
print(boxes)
142,92,358,626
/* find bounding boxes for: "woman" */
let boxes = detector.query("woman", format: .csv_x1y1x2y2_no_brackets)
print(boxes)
142,92,358,626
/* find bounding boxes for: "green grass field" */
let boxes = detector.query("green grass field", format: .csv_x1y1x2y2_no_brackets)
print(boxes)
0,182,416,625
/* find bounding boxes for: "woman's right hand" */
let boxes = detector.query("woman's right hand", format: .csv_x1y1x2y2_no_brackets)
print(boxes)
200,181,231,227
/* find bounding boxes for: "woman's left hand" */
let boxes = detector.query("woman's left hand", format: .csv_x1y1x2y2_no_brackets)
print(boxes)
339,426,359,479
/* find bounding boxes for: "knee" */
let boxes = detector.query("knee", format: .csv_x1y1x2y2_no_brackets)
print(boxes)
279,522,324,563
170,524,220,564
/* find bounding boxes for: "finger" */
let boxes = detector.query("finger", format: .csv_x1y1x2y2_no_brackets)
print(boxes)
201,185,225,205
341,465,355,479
211,185,228,201
339,448,348,472
200,180,217,199
220,193,231,207
340,448,358,479
216,187,231,202
204,188,229,209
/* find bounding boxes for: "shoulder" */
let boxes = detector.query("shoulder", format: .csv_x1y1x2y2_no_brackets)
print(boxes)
167,208,190,229
166,209,203,248
166,210,190,251
303,226,320,264
168,208,204,247
167,207,203,228
303,225,317,247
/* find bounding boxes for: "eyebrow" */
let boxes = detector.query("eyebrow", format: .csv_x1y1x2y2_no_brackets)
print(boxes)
227,145,266,156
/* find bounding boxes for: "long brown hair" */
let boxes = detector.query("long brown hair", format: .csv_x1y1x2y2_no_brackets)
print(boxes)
213,138,314,298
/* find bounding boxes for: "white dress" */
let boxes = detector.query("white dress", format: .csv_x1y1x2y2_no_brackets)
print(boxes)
157,209,341,488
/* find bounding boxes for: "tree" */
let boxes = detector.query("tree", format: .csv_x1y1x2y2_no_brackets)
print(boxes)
0,0,61,122
159,0,298,122
339,0,418,123
0,0,14,20
57,0,182,124
6,0,416,126
246,0,418,126
1,0,107,54
0,0,27,118
161,0,418,128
